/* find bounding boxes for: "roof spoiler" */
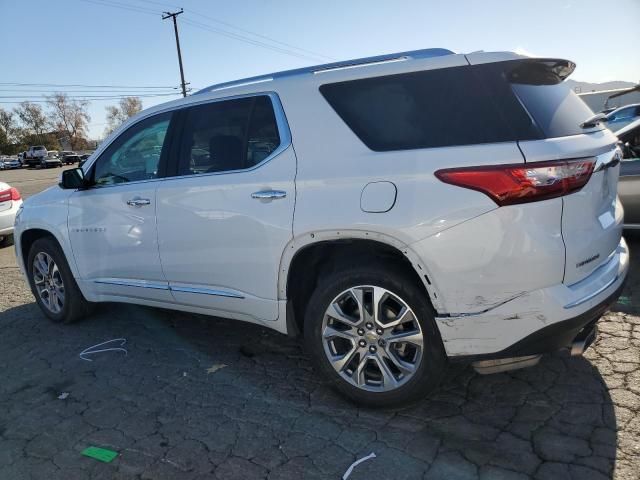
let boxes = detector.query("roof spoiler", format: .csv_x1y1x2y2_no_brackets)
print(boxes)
507,58,576,85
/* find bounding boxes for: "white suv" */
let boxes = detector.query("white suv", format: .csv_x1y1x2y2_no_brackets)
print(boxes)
14,49,628,406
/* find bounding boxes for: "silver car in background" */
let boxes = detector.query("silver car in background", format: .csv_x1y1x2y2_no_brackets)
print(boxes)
618,118,640,229
0,157,22,170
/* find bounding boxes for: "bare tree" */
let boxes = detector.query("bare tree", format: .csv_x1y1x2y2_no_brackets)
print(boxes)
14,101,50,138
0,108,19,143
46,93,91,149
105,97,143,135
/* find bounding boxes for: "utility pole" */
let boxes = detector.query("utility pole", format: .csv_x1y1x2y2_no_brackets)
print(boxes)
162,8,188,97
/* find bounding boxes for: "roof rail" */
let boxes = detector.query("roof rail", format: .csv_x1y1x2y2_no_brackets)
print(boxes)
196,47,454,94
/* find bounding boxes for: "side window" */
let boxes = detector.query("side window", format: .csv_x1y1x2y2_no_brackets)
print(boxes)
177,95,280,176
247,96,281,167
93,112,172,186
319,66,537,151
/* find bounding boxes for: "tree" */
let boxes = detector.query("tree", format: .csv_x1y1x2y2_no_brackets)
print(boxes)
46,93,91,150
0,108,19,144
105,97,143,135
14,102,50,139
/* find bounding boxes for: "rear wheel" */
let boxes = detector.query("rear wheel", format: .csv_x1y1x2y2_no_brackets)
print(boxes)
304,264,447,407
27,237,92,324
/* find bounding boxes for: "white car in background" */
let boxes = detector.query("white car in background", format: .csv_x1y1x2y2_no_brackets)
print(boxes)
26,145,48,160
13,48,628,406
0,182,22,247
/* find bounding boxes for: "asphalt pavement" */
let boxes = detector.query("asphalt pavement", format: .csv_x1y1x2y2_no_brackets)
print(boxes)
0,166,638,479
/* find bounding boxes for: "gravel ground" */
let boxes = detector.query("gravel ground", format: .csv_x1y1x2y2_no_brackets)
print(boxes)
0,167,638,479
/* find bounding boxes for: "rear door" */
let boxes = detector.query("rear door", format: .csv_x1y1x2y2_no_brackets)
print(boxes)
475,58,621,285
156,93,296,322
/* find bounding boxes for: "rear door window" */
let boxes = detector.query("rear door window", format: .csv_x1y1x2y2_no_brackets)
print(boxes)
176,95,281,176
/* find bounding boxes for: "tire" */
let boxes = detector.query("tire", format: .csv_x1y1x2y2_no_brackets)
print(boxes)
304,262,447,407
27,237,92,324
0,234,13,248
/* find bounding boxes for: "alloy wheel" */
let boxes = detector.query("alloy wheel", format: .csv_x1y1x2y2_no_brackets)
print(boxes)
32,252,65,314
321,285,423,392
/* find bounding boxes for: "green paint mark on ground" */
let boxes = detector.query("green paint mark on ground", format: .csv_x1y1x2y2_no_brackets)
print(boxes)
618,296,632,306
82,446,118,463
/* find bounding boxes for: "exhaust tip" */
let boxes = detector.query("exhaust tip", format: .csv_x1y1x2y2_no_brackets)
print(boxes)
571,325,598,357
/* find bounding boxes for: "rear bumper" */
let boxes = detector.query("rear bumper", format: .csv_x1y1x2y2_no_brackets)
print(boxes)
452,279,624,363
437,237,629,358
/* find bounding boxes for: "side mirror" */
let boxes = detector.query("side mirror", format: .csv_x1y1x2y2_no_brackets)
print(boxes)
60,168,87,189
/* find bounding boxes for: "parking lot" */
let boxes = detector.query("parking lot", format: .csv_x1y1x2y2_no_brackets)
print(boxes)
0,166,639,480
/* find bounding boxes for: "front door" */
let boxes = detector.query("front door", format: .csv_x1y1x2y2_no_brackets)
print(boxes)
156,94,296,321
68,111,175,301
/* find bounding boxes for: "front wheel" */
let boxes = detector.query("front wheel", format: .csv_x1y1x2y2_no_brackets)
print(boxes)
304,264,447,407
27,237,92,323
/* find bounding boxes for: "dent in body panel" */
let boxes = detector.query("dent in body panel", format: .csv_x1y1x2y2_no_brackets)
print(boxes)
410,198,565,315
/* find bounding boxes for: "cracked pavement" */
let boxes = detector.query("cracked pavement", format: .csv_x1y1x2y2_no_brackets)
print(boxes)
0,170,639,479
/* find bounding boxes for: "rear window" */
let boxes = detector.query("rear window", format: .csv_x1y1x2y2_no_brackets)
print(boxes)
320,66,536,151
478,59,600,139
320,60,597,152
510,83,596,137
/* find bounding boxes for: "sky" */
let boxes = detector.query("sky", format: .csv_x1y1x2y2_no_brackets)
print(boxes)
2,0,639,139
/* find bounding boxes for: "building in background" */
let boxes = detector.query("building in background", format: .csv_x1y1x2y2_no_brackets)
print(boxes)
578,86,640,113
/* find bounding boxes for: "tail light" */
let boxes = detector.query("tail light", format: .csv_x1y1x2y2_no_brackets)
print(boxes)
0,187,21,203
435,158,595,206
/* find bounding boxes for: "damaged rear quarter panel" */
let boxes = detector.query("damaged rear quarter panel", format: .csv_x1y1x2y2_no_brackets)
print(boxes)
410,197,565,315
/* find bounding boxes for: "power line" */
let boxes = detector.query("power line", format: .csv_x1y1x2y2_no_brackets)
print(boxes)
0,89,178,93
131,0,334,61
0,93,179,100
185,13,333,61
79,0,159,16
0,82,177,89
78,0,329,63
180,18,324,63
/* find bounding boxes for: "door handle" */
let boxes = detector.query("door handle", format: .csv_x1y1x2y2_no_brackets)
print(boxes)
126,197,151,207
251,190,287,200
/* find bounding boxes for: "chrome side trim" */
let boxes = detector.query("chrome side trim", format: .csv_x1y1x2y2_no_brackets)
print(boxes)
93,279,246,299
169,285,245,299
564,274,618,309
94,279,169,290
